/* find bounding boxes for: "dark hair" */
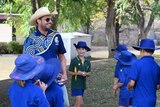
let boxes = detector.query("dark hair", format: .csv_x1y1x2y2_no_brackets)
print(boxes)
143,49,154,54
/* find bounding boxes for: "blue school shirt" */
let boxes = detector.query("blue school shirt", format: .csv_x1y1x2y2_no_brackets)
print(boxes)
118,65,133,98
8,80,49,107
45,82,64,107
114,61,122,78
129,56,160,107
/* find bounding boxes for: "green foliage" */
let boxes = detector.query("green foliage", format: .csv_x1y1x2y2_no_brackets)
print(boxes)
0,42,8,54
1,0,107,35
7,41,23,54
59,0,106,32
115,0,160,25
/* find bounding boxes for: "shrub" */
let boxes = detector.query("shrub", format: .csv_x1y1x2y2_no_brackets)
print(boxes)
0,42,8,54
7,41,23,54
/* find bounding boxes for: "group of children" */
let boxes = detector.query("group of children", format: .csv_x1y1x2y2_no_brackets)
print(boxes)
8,38,160,107
8,41,91,107
112,38,160,107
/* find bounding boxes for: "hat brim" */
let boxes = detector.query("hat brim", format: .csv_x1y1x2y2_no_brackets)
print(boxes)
74,44,91,51
10,56,45,80
29,13,53,26
114,53,137,65
132,46,158,51
111,49,116,51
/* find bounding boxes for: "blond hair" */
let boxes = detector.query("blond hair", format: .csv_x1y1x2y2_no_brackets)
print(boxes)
17,80,26,87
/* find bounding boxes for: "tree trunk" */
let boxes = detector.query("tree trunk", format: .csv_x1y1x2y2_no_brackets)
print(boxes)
115,18,120,46
134,0,156,45
105,0,116,58
31,0,40,13
52,0,61,31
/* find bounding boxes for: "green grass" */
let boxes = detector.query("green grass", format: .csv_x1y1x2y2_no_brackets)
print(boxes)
67,59,118,107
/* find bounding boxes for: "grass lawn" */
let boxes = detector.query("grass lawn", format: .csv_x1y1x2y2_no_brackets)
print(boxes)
1,55,160,107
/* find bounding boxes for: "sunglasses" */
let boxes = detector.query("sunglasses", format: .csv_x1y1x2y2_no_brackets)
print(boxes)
45,18,52,22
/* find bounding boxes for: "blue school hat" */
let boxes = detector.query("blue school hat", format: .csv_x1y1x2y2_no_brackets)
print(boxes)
132,38,158,50
9,54,45,80
111,44,128,52
114,51,137,65
33,58,61,87
74,41,91,51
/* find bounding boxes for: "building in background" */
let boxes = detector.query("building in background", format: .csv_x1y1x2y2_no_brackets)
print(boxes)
0,13,21,43
61,32,91,62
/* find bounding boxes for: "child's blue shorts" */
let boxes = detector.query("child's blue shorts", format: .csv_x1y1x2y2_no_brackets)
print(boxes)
71,89,84,96
119,98,132,106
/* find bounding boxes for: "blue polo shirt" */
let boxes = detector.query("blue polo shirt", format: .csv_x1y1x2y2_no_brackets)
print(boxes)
8,80,49,107
23,28,66,60
45,82,64,107
23,28,66,86
129,56,160,107
118,65,133,98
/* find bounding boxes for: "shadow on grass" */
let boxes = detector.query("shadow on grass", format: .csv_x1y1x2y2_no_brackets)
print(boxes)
0,79,13,107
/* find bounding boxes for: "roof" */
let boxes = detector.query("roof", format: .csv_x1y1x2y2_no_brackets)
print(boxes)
0,13,22,20
60,32,91,38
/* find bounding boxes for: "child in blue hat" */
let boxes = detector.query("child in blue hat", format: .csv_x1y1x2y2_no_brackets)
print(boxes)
113,51,137,107
111,44,128,95
68,41,91,107
128,38,160,107
8,54,49,107
34,58,64,107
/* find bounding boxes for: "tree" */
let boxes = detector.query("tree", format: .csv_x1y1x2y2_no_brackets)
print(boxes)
59,0,103,33
115,0,160,44
105,0,116,58
31,0,40,13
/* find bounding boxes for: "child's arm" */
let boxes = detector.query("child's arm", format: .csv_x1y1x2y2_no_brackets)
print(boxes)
157,84,160,90
68,70,82,76
114,77,119,85
35,80,48,93
127,80,135,90
113,82,123,96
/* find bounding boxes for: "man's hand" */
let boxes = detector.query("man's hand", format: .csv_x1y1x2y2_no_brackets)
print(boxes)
61,73,68,84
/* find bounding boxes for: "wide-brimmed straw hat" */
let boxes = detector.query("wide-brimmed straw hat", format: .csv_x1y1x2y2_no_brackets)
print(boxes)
33,58,61,87
74,41,91,51
111,44,128,52
114,51,137,65
9,54,45,80
132,38,159,50
29,7,53,26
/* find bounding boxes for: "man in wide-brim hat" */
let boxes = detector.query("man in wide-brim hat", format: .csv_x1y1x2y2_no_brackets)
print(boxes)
23,7,69,107
29,7,53,26
128,38,160,107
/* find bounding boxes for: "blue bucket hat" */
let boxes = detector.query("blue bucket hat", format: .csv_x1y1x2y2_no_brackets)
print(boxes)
9,54,45,80
114,51,137,65
74,41,91,51
111,44,128,52
33,58,61,87
132,38,158,50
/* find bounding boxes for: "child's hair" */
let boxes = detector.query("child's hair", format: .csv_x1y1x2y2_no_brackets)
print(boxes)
143,49,154,54
16,80,26,87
